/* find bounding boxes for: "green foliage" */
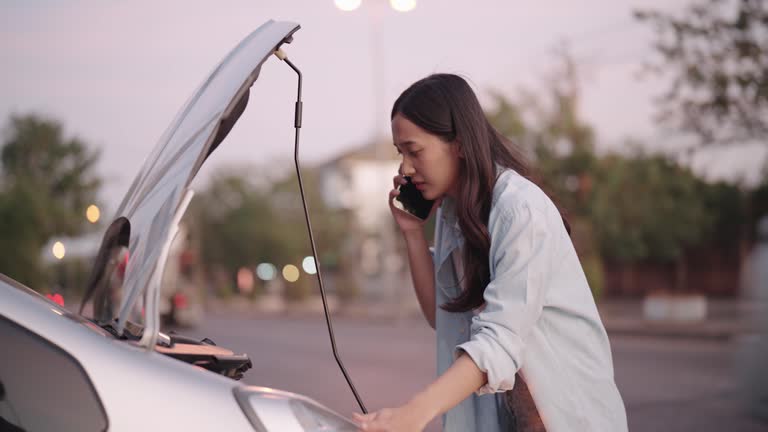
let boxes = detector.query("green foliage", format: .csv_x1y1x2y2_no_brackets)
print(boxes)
489,83,759,292
0,114,102,289
486,93,528,143
490,52,598,219
190,165,351,302
486,52,607,295
589,152,712,262
484,49,757,296
750,163,768,231
636,0,768,146
699,180,748,248
570,218,604,298
580,253,605,300
0,183,50,286
283,277,313,303
190,173,280,275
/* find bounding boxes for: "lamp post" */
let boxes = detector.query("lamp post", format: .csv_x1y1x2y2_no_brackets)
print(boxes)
86,204,101,224
335,0,416,149
334,0,416,13
335,0,417,320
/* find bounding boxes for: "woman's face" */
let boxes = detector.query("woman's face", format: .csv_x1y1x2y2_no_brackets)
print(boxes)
391,113,462,201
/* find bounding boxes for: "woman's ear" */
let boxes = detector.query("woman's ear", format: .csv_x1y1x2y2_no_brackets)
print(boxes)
452,140,465,159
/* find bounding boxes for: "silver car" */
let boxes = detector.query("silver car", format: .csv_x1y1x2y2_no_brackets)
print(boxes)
0,20,362,432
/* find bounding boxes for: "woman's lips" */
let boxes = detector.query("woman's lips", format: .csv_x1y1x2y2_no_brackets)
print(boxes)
414,182,427,191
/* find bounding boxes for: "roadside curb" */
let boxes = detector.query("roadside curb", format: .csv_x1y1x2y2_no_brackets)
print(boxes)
204,297,759,341
603,319,751,341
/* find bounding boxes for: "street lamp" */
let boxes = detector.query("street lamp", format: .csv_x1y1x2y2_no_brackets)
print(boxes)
389,0,416,12
302,256,317,275
334,0,416,142
282,264,300,283
256,263,277,281
334,0,416,13
52,241,66,260
334,0,415,320
86,204,100,223
334,0,362,11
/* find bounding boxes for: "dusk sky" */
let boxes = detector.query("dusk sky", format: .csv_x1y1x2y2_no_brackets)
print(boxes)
1,0,762,213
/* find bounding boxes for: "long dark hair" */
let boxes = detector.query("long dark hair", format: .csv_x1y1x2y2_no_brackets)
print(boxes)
392,73,570,313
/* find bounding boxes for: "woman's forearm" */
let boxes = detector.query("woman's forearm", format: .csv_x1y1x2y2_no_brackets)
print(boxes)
403,229,436,329
409,353,487,422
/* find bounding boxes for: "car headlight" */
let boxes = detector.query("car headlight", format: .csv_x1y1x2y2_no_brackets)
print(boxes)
234,386,359,431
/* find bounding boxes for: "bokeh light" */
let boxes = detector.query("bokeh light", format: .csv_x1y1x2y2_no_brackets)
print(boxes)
390,0,416,12
334,0,362,11
86,204,100,223
256,263,277,281
237,267,255,294
282,264,300,283
302,256,317,275
52,242,66,260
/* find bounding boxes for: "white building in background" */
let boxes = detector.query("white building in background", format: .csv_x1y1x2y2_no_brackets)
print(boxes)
319,141,419,313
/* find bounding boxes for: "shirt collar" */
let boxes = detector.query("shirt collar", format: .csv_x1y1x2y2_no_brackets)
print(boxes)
440,164,506,231
440,195,461,232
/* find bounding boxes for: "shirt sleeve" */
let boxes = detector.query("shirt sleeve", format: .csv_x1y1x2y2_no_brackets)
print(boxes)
454,202,552,395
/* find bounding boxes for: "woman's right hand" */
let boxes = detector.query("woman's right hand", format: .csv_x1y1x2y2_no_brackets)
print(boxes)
389,174,441,234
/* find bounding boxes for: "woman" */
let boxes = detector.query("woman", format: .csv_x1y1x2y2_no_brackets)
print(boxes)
353,74,627,432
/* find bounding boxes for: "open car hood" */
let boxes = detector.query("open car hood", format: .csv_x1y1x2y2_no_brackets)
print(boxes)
84,20,300,333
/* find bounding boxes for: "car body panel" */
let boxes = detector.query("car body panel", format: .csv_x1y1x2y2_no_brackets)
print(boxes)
0,276,252,431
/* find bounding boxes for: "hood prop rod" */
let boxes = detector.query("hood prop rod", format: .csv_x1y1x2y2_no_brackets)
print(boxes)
275,48,368,414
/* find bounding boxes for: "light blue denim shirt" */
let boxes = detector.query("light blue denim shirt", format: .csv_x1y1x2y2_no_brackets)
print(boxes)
432,168,627,432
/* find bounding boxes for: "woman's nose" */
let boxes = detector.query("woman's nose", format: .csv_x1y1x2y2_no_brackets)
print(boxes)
401,159,416,176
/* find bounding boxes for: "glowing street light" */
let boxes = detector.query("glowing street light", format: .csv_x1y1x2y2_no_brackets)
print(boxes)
237,267,255,295
334,0,416,13
282,264,300,283
302,256,317,275
256,263,277,281
334,0,362,11
389,0,416,12
86,204,101,223
52,242,66,260
334,0,416,141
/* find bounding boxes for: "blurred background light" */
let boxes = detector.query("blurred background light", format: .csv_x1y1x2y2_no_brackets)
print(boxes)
302,256,317,275
282,264,300,283
86,204,100,223
237,267,255,294
334,0,361,11
256,263,277,281
52,241,66,260
389,0,416,12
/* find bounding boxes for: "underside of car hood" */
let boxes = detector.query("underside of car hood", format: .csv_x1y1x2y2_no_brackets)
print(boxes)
81,20,300,334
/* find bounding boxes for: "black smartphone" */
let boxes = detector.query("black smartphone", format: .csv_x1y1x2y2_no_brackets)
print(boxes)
394,177,435,220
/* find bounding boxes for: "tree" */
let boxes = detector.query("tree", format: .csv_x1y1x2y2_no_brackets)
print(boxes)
490,49,598,218
487,50,605,297
485,50,746,295
190,164,351,301
752,163,768,221
590,151,712,264
636,0,768,148
0,114,102,288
